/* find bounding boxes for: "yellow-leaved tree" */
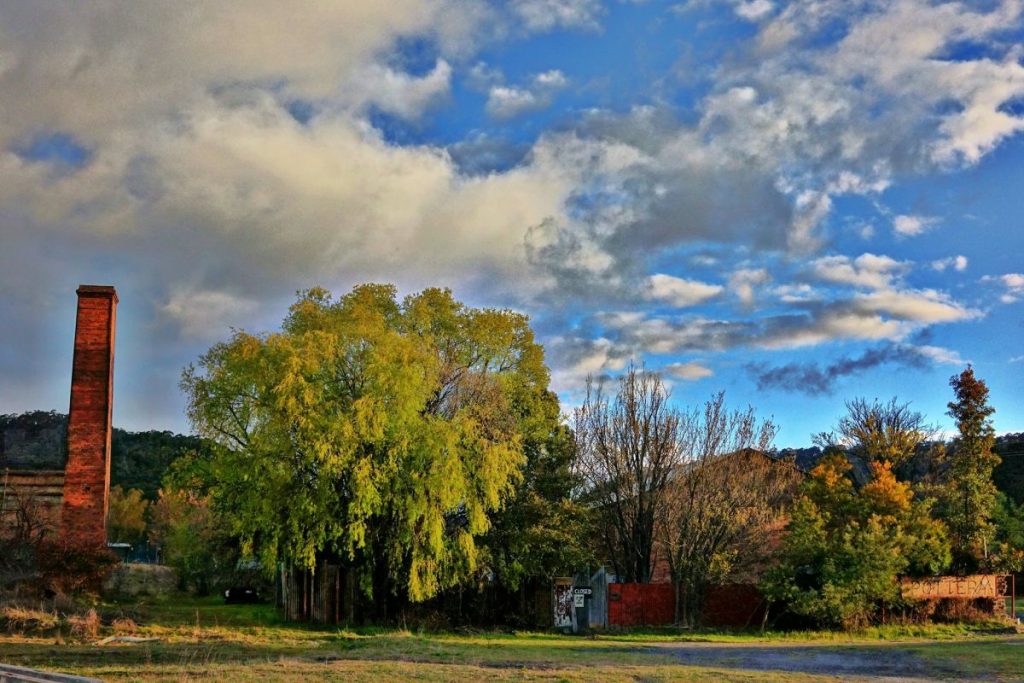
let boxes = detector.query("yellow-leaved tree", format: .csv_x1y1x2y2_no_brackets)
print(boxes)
106,485,149,545
762,454,950,629
180,284,555,604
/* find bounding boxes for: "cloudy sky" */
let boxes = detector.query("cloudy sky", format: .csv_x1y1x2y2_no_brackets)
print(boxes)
2,0,1023,446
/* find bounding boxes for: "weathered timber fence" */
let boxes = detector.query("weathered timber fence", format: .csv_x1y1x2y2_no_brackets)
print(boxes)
278,562,352,624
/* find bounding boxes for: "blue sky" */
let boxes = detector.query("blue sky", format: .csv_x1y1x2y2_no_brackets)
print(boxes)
2,1,1023,447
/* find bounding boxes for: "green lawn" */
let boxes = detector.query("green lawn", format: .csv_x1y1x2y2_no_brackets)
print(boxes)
1,596,1022,682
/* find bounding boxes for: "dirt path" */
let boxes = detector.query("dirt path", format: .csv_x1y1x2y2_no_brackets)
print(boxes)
652,641,991,682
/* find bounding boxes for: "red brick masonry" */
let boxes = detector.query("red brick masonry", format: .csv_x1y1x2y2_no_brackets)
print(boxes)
60,285,117,547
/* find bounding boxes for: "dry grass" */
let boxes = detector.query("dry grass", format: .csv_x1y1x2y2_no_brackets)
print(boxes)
0,606,60,632
111,617,138,634
0,595,1021,682
66,608,100,640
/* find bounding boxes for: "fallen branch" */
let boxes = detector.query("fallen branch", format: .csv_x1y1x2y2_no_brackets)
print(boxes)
94,635,161,646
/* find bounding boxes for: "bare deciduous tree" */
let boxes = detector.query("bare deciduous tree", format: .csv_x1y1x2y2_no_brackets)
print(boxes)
0,486,54,590
574,368,792,626
816,397,937,467
573,365,683,583
657,393,790,626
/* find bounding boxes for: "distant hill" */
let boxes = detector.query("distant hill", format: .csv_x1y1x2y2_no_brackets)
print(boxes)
0,410,209,500
0,410,66,470
776,447,823,472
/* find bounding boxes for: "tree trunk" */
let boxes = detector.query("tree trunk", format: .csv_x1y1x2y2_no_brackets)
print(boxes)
674,579,682,625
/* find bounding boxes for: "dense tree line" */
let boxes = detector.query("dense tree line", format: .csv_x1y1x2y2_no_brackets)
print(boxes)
571,362,1022,629
4,284,1024,630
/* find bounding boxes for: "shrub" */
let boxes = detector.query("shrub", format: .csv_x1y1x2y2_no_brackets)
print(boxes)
0,605,59,634
34,539,119,595
932,598,1001,624
762,455,951,629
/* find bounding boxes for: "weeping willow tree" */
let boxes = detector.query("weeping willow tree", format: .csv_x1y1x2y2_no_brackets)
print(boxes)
181,284,555,602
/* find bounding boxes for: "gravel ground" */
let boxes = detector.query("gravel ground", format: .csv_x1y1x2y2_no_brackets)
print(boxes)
653,641,991,682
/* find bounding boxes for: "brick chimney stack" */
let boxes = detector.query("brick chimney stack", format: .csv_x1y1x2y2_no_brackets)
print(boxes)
61,285,118,547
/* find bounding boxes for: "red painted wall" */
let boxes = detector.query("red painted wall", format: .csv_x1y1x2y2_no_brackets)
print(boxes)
61,285,117,547
607,583,676,626
606,582,766,628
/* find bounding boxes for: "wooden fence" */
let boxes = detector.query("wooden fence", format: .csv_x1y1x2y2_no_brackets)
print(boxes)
278,562,353,624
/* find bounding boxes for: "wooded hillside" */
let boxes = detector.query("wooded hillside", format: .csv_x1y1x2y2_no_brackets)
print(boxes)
0,411,207,500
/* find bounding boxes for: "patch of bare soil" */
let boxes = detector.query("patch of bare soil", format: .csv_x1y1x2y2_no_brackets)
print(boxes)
653,642,986,682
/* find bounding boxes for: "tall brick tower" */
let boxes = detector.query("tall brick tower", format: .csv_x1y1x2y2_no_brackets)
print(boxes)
61,285,118,547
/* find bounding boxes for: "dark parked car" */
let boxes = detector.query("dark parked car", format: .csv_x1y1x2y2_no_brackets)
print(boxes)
223,586,260,604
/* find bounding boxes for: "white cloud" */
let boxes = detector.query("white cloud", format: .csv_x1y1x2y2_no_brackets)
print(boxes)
546,335,631,394
0,0,1018,431
486,69,569,119
1002,273,1024,288
931,255,968,272
647,274,723,307
589,278,977,357
809,253,908,290
856,1,1024,165
342,59,452,119
854,289,977,324
535,69,569,88
893,214,939,237
913,345,966,366
494,1,1023,304
162,289,259,339
987,272,1024,303
756,310,911,350
1,93,575,290
507,0,603,32
729,268,771,306
735,0,774,21
0,2,475,148
772,283,819,303
487,87,542,119
467,61,505,90
663,361,714,381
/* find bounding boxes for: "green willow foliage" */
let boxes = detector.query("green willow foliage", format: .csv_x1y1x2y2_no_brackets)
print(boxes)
181,285,553,601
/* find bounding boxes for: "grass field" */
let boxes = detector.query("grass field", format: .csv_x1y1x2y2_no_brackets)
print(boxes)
1,596,1022,681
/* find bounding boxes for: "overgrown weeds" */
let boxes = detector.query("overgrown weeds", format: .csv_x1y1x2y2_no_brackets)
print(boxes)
0,605,60,633
66,608,100,639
